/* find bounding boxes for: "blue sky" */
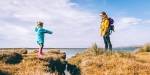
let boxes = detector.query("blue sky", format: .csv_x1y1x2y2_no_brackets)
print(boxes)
0,0,150,48
72,0,150,17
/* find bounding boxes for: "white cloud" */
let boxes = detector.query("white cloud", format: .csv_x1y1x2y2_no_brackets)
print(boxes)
112,17,150,47
116,17,150,30
0,0,100,48
116,17,142,30
0,0,149,48
142,20,150,24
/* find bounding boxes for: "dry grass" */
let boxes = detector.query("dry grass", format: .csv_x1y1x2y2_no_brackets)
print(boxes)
135,44,150,53
87,43,104,55
0,50,66,75
68,44,150,75
1,43,150,75
0,48,28,54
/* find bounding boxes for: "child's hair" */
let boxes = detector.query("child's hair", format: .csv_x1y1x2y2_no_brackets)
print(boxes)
37,21,43,27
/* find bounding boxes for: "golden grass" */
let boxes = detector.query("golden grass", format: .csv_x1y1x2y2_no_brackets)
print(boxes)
0,50,66,75
1,43,150,75
135,43,150,53
68,44,150,75
87,43,104,56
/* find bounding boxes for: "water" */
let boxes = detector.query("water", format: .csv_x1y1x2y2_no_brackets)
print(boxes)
58,48,86,59
58,47,138,58
27,47,138,59
113,47,139,52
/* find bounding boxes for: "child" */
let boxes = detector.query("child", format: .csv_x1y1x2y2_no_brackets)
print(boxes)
35,21,53,58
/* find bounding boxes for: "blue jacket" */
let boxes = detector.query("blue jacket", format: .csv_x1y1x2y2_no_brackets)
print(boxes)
35,27,53,44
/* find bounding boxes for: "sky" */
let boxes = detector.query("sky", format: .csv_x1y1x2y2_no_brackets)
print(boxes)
0,0,150,48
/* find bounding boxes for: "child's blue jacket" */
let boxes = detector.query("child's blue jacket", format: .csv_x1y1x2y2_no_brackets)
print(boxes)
35,27,53,44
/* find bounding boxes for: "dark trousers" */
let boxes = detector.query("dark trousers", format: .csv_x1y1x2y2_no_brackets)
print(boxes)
103,35,112,51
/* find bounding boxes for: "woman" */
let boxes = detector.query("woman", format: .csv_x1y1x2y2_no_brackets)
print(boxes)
100,11,112,51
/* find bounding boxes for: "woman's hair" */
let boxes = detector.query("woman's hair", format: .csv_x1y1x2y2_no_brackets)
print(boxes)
101,11,106,15
101,11,108,19
37,21,43,27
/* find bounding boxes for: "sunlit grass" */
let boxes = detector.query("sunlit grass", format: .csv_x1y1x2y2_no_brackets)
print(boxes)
68,43,150,75
1,43,150,75
135,43,150,53
0,50,66,75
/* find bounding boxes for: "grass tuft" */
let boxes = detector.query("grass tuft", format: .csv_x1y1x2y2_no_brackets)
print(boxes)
135,44,150,53
87,43,104,55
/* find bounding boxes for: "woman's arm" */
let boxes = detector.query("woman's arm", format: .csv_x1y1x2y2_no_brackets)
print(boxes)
103,19,109,36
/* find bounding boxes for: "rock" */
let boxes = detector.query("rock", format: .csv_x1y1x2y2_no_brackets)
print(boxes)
48,49,60,54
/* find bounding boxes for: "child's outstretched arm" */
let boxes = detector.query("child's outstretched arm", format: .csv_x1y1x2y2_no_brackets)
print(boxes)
45,29,53,34
43,29,53,34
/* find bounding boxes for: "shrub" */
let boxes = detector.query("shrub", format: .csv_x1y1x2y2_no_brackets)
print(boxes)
136,44,150,53
88,43,104,55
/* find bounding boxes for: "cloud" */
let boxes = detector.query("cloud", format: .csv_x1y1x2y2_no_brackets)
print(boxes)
0,0,149,48
112,16,150,47
116,17,142,30
142,20,150,24
0,0,99,48
116,17,150,30
111,28,150,47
